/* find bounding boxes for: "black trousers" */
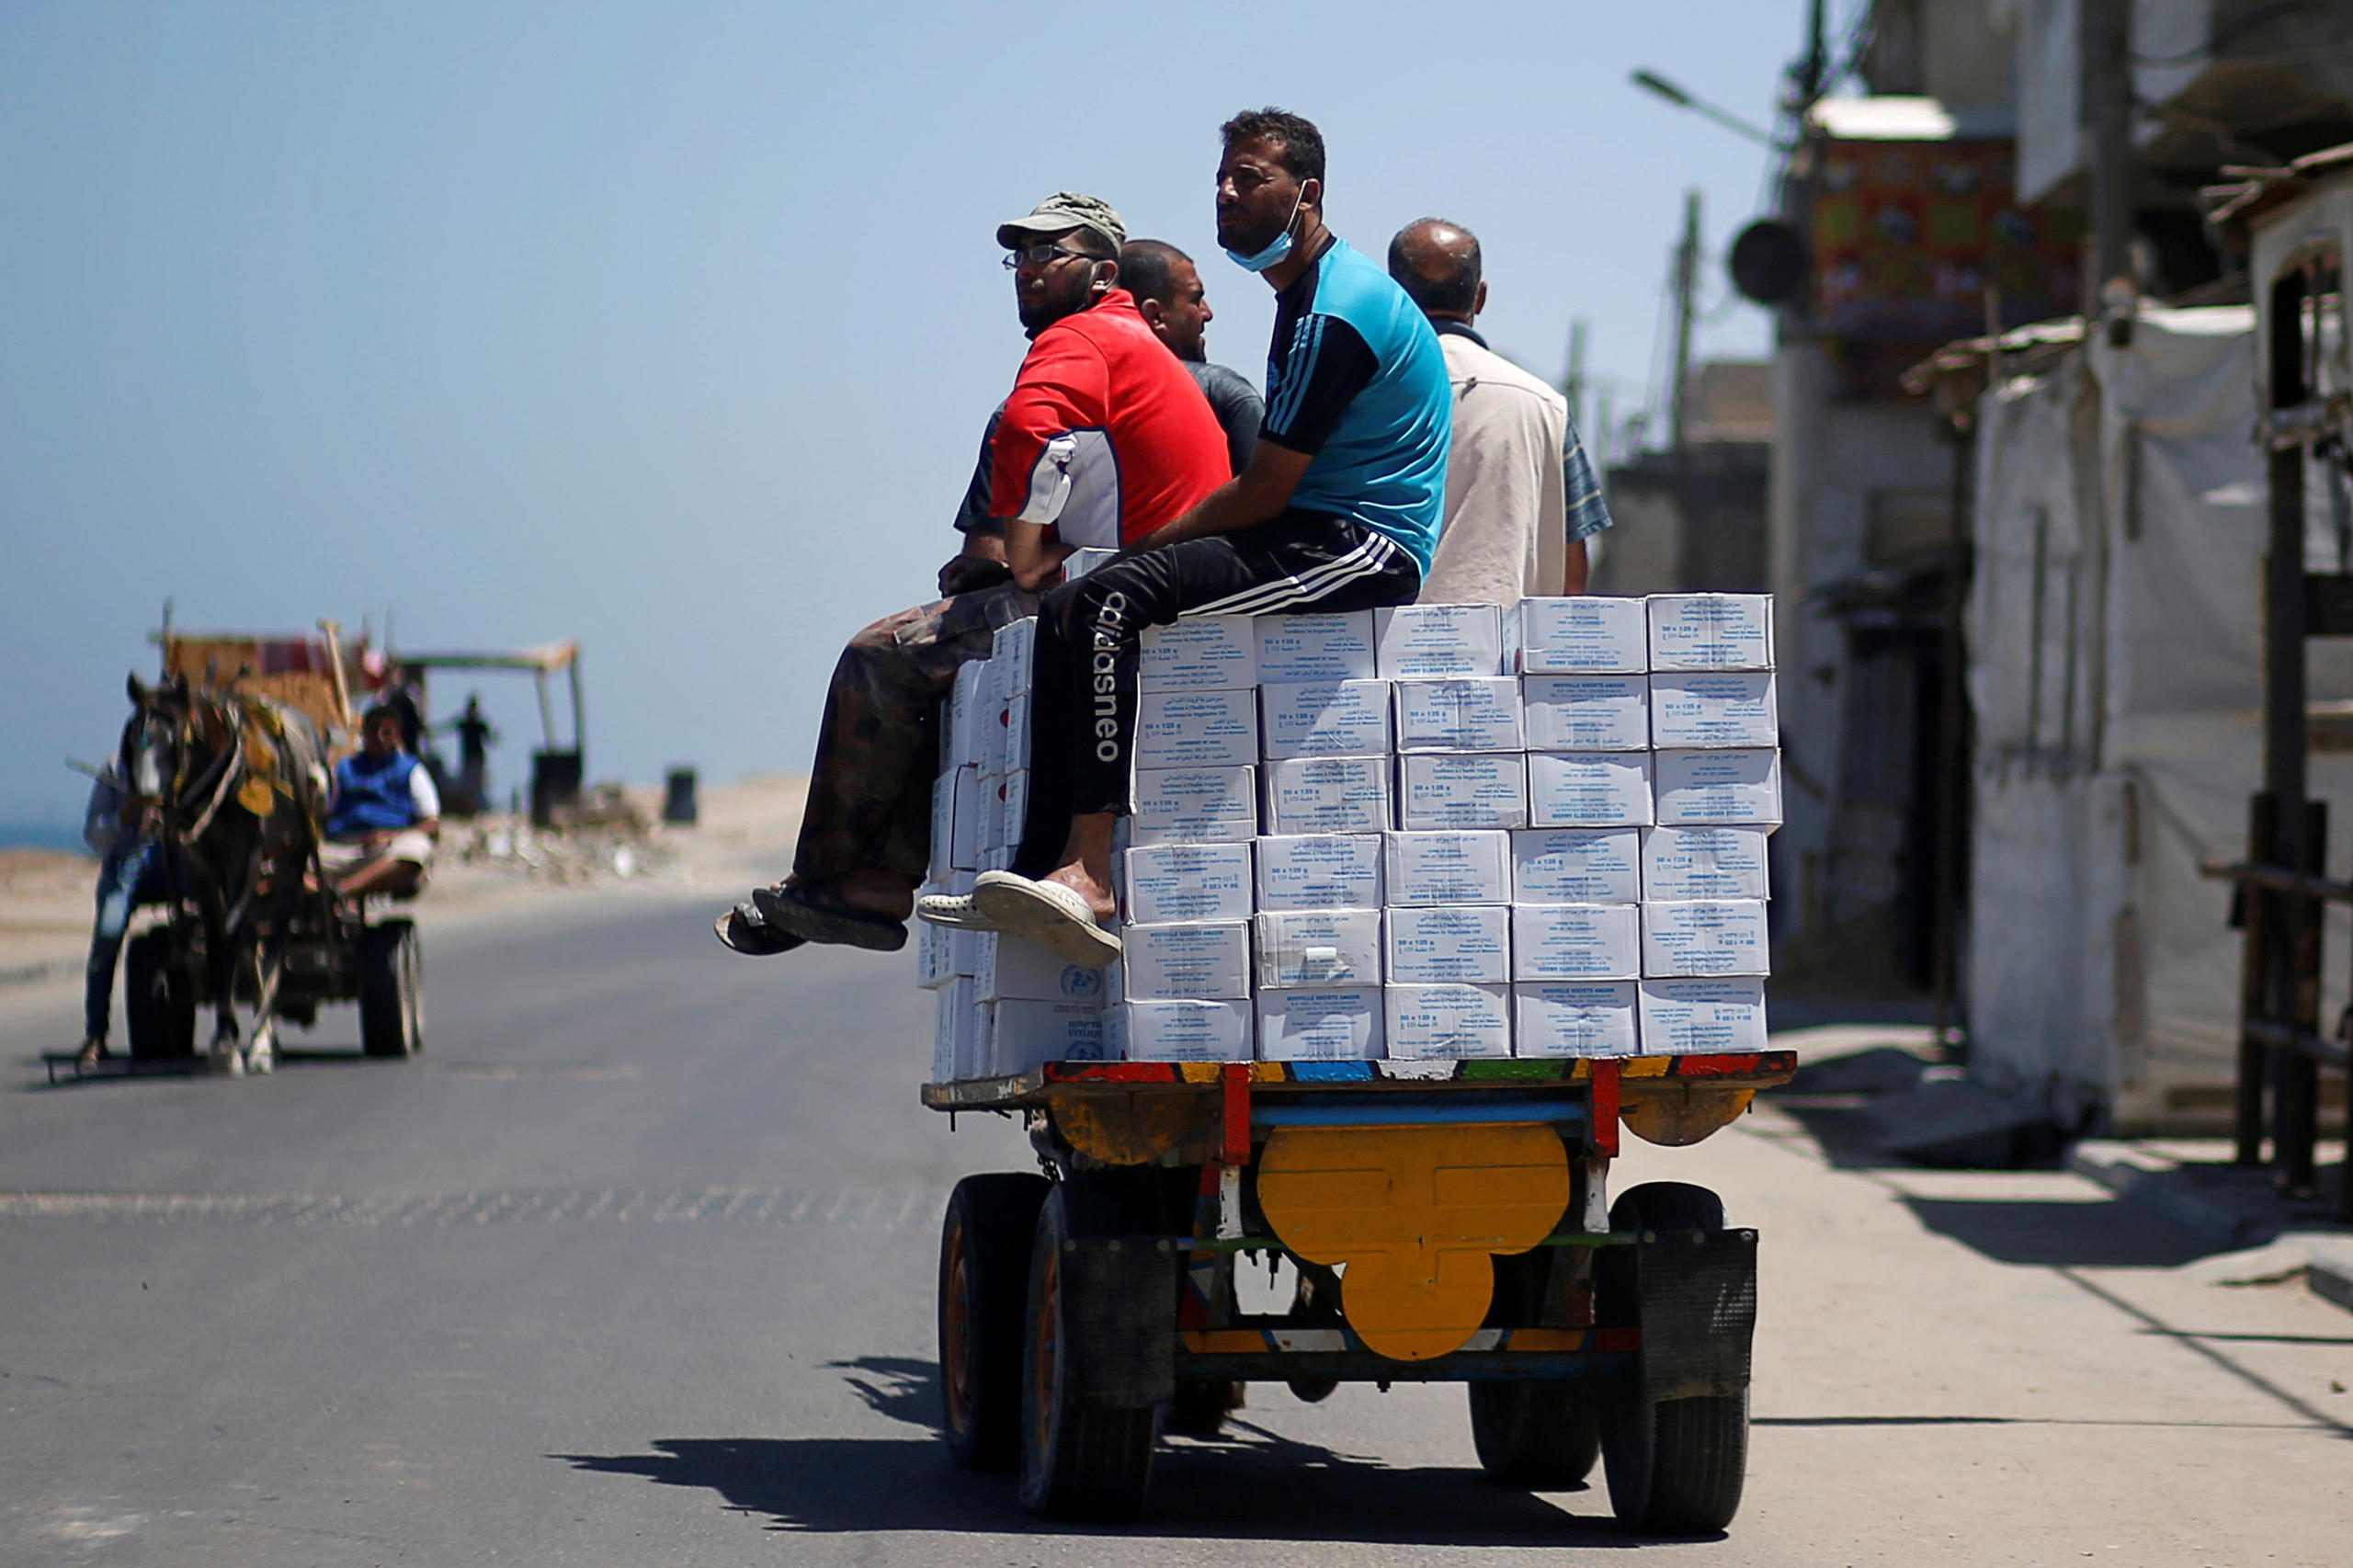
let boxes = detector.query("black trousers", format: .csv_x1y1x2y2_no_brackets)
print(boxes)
1015,511,1420,873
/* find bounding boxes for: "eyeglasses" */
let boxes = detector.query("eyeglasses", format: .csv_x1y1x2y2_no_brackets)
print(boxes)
1002,244,1095,270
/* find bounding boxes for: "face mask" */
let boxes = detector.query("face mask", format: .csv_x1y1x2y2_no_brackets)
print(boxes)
1224,181,1307,273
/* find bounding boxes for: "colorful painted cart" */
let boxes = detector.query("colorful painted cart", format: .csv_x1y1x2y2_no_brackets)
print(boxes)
924,1049,1793,1531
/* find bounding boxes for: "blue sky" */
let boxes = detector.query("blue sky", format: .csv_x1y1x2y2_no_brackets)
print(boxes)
0,1,1853,830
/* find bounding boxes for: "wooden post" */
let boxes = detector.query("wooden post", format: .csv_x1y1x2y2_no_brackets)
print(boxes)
2276,801,2327,1193
2235,794,2275,1166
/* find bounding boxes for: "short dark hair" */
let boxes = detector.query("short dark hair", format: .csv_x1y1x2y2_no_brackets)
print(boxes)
362,700,404,726
1220,107,1325,188
1388,217,1482,317
1119,239,1193,306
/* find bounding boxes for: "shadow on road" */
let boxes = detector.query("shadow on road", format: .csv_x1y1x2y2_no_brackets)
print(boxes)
1900,1195,2219,1268
551,1423,1650,1545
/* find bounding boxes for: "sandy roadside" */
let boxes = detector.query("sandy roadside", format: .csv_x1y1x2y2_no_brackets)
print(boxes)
0,772,811,997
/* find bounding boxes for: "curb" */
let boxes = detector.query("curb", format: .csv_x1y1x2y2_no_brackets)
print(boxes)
2069,1141,2353,1313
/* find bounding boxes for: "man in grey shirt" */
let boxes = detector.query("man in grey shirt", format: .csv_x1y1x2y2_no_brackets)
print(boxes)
1118,238,1262,475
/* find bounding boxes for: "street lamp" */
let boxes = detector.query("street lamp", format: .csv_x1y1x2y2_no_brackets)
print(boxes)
1630,69,1790,152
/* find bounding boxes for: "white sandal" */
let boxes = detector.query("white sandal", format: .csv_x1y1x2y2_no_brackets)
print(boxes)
915,890,996,929
970,870,1122,968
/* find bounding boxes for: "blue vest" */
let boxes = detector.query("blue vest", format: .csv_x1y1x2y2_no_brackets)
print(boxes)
328,751,420,836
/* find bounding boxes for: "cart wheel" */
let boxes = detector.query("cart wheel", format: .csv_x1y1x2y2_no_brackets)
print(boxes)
1598,1182,1747,1535
359,919,423,1058
937,1173,1050,1471
1470,1381,1601,1487
124,928,197,1062
1017,1185,1159,1521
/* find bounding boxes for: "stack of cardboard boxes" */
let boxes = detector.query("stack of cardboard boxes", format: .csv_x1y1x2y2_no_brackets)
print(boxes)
921,594,1779,1081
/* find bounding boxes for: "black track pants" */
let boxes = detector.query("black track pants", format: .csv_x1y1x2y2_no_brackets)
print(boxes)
1015,511,1420,873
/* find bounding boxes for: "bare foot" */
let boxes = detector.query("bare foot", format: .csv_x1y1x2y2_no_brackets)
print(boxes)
1040,863,1118,924
784,871,915,922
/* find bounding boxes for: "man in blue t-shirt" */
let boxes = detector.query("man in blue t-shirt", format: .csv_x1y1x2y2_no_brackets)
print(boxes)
918,107,1451,967
322,702,441,898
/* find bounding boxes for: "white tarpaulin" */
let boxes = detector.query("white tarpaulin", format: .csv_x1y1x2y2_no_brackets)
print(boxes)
1964,304,2353,1131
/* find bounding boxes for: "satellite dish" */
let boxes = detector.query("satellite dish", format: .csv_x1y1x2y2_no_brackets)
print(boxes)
1730,219,1808,306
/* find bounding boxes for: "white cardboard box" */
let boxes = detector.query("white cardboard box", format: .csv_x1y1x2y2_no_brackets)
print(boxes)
993,690,1031,778
927,767,958,881
1373,604,1505,677
1506,597,1650,675
939,764,982,869
1256,610,1377,684
915,875,978,988
949,660,991,769
983,769,1029,854
1136,688,1258,770
1647,593,1775,671
990,998,1108,1074
1515,982,1640,1057
1385,983,1513,1059
1263,755,1393,835
1256,986,1384,1061
978,692,1007,781
1643,825,1770,901
1120,920,1254,1000
1259,679,1392,759
1256,834,1383,910
1512,828,1643,903
1511,903,1642,981
1521,675,1651,752
976,930,1111,1004
1063,547,1117,579
933,977,979,1082
1653,748,1783,825
1139,615,1257,691
1393,677,1524,752
1131,766,1258,844
1638,977,1768,1054
1648,672,1779,748
1526,751,1654,827
1121,842,1255,925
1254,907,1383,989
1641,899,1771,977
1109,998,1255,1062
1398,753,1529,831
992,617,1037,699
1385,905,1512,983
1382,830,1513,905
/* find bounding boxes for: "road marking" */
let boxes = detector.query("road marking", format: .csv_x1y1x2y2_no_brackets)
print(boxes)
0,1185,941,1230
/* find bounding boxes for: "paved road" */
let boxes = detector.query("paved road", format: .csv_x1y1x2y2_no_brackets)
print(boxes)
2,892,2347,1566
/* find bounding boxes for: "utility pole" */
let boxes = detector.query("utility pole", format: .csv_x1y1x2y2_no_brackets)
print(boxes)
2083,0,2134,298
1670,188,1701,585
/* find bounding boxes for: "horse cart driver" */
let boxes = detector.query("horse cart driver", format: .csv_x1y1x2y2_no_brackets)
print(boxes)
321,701,440,899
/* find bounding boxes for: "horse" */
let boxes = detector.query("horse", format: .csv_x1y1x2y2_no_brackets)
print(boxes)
119,672,331,1075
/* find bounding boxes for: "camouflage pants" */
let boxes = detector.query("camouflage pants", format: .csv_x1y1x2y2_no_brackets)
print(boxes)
792,580,1040,889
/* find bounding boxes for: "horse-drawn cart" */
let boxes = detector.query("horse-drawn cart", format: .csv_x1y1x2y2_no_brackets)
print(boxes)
925,1048,1792,1532
112,622,424,1072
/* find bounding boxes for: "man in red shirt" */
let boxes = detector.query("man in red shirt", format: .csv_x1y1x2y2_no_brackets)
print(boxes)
719,192,1227,955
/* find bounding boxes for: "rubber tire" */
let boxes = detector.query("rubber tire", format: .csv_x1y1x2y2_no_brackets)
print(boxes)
937,1173,1051,1471
358,919,423,1058
1017,1185,1159,1522
1470,1380,1603,1487
1599,1182,1748,1535
123,928,197,1062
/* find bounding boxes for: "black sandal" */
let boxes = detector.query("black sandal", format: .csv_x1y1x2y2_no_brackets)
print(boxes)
712,902,805,956
752,883,908,952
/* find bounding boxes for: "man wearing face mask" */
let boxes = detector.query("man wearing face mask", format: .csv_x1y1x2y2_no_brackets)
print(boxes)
919,109,1450,966
718,192,1229,956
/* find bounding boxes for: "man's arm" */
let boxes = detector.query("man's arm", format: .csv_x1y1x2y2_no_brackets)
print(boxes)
407,765,442,842
940,404,1015,596
1130,439,1313,551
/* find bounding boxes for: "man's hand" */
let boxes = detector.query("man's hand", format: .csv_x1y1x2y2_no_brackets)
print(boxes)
938,534,1014,597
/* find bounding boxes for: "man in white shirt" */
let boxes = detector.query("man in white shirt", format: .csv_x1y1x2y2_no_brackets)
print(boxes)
1388,218,1613,602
